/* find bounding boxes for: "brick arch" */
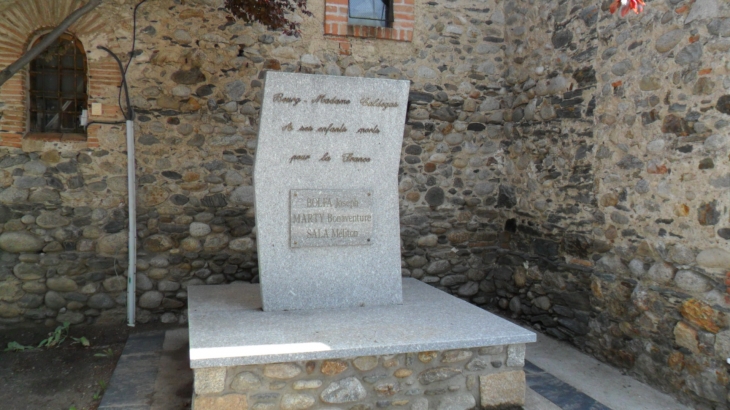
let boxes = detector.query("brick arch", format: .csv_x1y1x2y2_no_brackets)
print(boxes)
0,0,119,149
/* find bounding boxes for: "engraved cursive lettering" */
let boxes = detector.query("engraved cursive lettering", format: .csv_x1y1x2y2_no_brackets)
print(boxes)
311,94,351,105
289,154,310,163
342,153,371,163
273,93,302,106
316,123,347,135
356,125,380,134
360,97,399,111
319,152,331,162
282,122,294,131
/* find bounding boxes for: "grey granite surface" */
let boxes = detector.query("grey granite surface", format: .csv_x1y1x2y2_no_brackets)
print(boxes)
188,278,536,368
253,72,409,312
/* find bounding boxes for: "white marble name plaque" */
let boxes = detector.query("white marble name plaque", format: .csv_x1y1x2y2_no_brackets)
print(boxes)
290,189,373,248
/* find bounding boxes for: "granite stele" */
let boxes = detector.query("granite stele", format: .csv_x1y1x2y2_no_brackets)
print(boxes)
187,73,536,410
253,71,409,311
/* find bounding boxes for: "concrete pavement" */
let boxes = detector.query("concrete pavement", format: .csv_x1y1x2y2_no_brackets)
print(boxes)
526,332,690,410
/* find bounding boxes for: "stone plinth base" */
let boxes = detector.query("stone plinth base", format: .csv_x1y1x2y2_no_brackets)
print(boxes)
193,346,527,410
188,278,535,409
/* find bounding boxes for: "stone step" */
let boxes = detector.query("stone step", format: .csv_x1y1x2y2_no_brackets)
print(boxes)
98,331,166,410
150,328,193,410
98,328,193,410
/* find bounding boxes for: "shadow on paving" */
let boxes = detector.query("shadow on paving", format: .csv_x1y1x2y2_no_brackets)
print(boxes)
525,361,611,410
0,322,185,410
99,327,192,410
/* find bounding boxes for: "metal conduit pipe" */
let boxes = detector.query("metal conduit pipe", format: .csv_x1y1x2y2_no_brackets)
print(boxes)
121,0,151,328
95,46,136,327
125,119,137,327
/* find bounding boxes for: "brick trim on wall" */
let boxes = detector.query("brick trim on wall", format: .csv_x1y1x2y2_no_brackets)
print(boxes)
324,0,414,44
0,0,121,149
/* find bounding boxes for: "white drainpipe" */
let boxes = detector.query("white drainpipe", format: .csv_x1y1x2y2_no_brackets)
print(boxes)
126,119,137,327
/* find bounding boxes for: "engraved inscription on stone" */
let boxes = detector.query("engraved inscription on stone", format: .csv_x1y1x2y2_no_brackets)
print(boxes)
256,72,409,310
290,189,373,248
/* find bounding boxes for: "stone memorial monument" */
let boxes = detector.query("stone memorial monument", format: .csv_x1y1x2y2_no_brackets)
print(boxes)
187,72,536,410
253,72,408,311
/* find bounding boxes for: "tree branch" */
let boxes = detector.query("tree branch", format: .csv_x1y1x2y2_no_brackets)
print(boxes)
0,0,102,87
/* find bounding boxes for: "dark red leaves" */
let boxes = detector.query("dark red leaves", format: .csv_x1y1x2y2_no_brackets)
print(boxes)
225,0,312,36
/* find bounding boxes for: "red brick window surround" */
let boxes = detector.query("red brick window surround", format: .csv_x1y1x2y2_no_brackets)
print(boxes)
324,0,414,42
0,0,118,150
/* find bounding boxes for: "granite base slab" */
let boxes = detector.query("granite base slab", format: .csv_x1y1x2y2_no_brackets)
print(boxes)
187,278,535,369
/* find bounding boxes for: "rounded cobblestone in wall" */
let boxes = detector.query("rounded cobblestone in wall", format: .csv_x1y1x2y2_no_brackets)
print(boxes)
144,235,174,253
264,363,301,379
44,291,66,310
160,312,178,323
46,277,78,292
189,222,212,237
442,350,473,363
88,293,116,309
203,234,229,252
0,232,44,253
321,360,348,376
353,356,378,371
320,377,366,403
229,237,255,252
280,394,314,410
56,311,85,325
103,277,127,292
139,291,164,309
158,280,180,292
418,367,461,385
21,281,46,295
696,248,730,270
13,263,45,281
97,233,129,256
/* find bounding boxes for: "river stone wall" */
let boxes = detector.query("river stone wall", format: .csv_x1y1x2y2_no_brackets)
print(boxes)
192,346,526,410
0,0,729,407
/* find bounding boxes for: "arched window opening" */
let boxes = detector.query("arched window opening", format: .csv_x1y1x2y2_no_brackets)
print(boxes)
28,33,87,135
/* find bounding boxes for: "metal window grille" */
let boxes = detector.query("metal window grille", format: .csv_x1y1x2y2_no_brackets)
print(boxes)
28,33,88,134
349,0,393,27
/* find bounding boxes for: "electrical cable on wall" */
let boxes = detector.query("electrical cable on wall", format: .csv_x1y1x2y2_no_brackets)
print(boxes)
86,0,150,128
96,46,133,120
85,46,130,129
126,0,150,75
85,0,151,327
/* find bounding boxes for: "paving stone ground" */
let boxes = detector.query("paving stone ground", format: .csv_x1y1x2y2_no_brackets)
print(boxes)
526,333,692,410
0,324,128,410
